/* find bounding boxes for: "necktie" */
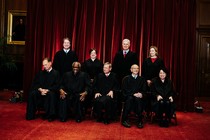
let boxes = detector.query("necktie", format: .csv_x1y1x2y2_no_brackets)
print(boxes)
123,52,126,58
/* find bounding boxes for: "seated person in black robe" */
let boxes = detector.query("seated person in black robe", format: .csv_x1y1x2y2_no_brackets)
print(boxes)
26,58,60,122
93,62,120,124
151,68,175,127
121,64,147,128
59,62,91,122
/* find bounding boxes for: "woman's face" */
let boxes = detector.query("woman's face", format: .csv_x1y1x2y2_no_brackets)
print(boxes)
90,50,97,59
159,70,166,80
150,48,156,57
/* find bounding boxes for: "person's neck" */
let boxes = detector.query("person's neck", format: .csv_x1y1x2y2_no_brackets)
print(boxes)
46,67,52,72
91,58,96,61
151,56,157,58
64,48,70,51
132,74,138,77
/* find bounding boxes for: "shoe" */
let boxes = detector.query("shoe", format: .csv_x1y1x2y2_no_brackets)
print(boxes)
26,116,35,120
76,119,81,123
60,119,66,122
104,120,109,125
42,114,47,120
97,117,103,122
163,120,169,127
137,121,143,128
122,121,131,128
159,120,164,127
48,117,54,122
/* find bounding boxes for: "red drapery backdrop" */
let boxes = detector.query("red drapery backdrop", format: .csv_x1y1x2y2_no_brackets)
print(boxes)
24,0,196,111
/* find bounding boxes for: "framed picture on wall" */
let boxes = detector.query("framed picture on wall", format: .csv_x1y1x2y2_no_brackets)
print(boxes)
7,10,27,45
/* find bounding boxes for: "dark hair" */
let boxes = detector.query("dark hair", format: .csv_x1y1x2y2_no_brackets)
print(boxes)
43,57,52,62
89,48,97,54
63,37,70,43
159,67,168,75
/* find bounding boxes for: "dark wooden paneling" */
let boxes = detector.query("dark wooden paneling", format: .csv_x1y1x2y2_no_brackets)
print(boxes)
4,0,27,61
6,0,27,11
196,31,210,97
196,0,210,97
197,0,210,28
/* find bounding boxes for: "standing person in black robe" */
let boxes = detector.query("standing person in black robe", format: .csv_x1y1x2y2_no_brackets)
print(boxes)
82,48,103,82
121,64,147,128
112,38,139,114
94,62,120,124
59,62,91,122
142,46,165,87
112,38,139,85
151,68,175,127
141,46,165,116
82,48,103,111
52,37,78,76
26,58,60,122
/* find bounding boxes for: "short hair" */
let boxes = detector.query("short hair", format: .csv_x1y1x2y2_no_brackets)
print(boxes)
104,62,112,69
131,64,139,69
72,61,81,68
159,67,168,76
149,46,158,57
43,57,52,62
89,48,97,54
122,39,130,44
63,37,71,43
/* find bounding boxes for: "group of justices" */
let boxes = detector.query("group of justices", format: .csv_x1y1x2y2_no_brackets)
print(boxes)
26,38,175,128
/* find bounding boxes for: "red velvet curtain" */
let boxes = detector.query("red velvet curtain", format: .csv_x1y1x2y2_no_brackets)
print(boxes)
24,0,196,111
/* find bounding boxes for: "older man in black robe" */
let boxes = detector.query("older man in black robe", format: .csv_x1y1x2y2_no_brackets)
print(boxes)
59,62,91,122
121,64,147,128
26,58,60,122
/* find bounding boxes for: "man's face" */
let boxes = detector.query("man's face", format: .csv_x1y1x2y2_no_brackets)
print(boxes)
131,65,139,75
63,39,70,49
72,63,80,75
103,64,111,74
122,39,130,50
42,60,51,71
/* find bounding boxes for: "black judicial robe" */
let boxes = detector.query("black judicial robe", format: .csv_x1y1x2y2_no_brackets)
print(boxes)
93,72,120,120
122,75,147,99
112,50,139,82
121,75,147,121
82,58,103,80
59,71,91,120
150,77,175,120
26,69,60,120
94,72,120,96
151,77,174,100
52,50,78,76
141,57,165,81
60,71,91,96
31,69,60,92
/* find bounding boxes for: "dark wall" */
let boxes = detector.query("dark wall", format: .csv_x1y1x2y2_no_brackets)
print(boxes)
0,0,27,90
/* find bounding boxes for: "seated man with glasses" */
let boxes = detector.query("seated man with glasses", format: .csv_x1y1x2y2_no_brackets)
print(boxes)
121,64,147,128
